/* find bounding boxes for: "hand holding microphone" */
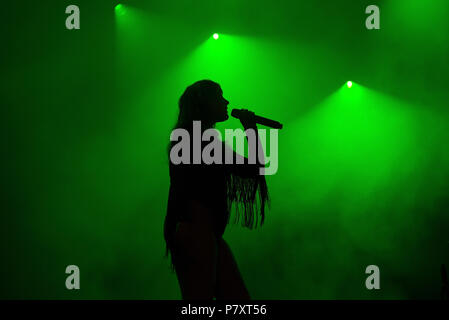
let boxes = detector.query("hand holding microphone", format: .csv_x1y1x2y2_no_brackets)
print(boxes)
231,108,283,129
233,109,257,129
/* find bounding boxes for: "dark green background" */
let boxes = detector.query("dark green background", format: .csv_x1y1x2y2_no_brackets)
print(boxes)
1,0,448,299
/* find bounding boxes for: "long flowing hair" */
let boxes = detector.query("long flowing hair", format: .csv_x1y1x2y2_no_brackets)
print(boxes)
164,79,269,268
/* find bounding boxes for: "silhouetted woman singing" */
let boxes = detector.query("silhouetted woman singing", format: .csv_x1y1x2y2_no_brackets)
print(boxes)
164,80,269,300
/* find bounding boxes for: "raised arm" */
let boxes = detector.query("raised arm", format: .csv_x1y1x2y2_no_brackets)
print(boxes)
223,110,265,178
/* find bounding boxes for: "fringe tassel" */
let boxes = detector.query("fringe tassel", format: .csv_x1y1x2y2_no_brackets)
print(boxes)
225,173,270,229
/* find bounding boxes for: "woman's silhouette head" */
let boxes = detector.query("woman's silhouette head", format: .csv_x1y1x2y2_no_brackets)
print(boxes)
177,80,229,128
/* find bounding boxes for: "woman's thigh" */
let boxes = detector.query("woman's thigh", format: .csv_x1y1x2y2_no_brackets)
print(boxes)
215,238,251,300
173,222,218,300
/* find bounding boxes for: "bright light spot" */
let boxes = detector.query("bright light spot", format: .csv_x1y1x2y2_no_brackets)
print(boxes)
115,4,126,15
347,81,353,88
213,33,219,40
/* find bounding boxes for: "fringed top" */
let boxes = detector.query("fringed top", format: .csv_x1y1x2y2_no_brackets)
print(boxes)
225,163,269,229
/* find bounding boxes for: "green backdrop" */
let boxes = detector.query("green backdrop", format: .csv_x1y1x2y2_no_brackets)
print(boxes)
1,0,448,299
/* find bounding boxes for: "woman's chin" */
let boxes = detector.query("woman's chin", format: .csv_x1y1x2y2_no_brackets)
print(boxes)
217,114,229,122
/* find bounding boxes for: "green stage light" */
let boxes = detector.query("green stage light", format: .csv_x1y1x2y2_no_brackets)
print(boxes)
347,81,353,88
115,4,126,15
213,33,219,40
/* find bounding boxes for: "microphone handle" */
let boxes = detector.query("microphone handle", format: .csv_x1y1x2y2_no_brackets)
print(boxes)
254,115,283,129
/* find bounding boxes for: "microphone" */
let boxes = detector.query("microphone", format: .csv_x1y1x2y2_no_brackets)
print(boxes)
231,109,283,129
